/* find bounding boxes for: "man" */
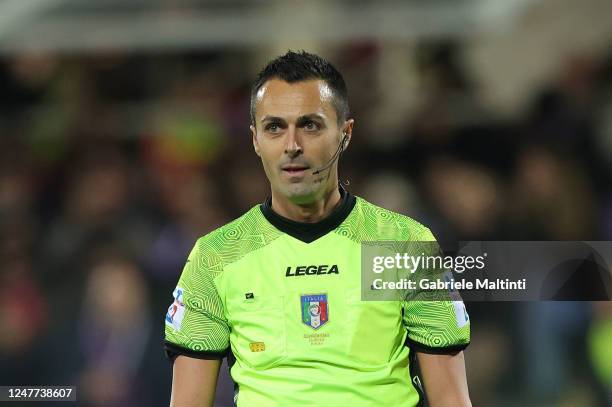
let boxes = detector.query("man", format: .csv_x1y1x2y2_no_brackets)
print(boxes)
164,51,471,407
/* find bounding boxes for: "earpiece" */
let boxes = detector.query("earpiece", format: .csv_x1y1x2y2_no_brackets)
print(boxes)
312,131,349,175
341,132,348,151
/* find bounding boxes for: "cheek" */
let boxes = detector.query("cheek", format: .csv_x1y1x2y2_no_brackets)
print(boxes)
313,139,338,161
258,147,278,175
260,155,273,174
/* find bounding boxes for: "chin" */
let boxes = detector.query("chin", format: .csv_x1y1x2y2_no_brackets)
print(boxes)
282,183,319,204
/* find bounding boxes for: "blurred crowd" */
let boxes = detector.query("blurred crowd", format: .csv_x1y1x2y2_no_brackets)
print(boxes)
1,42,612,406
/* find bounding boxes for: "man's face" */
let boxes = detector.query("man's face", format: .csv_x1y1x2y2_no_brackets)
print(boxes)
251,79,352,204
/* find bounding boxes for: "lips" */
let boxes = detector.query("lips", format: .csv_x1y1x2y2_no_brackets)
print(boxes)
281,164,310,177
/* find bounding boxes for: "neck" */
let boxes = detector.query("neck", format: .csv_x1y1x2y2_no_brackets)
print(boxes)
270,183,342,223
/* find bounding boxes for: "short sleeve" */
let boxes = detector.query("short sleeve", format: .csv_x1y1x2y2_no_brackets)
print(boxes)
164,239,230,361
402,228,470,354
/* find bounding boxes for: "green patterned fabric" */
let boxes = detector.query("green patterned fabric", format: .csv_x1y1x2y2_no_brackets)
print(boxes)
341,198,470,350
336,197,432,242
165,206,281,352
164,195,470,407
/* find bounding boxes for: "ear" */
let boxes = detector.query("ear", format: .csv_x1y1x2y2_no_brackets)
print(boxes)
341,119,355,151
251,125,260,157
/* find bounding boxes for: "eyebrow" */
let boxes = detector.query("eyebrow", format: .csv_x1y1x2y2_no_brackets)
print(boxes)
260,113,327,124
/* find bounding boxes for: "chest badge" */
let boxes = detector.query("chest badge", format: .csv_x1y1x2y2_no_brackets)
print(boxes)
301,293,329,329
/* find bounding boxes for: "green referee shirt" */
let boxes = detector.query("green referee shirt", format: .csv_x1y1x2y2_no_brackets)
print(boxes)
164,187,470,406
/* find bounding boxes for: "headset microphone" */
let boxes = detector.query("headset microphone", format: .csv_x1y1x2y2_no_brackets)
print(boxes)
312,133,348,175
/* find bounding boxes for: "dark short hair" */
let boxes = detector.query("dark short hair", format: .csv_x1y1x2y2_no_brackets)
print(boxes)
250,50,350,125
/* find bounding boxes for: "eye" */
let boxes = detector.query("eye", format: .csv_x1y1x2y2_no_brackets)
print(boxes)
303,121,319,131
265,123,281,133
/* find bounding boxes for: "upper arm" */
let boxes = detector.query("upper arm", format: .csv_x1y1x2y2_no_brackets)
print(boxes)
170,356,221,407
403,227,471,405
164,238,230,358
164,239,230,405
402,228,470,353
417,351,471,407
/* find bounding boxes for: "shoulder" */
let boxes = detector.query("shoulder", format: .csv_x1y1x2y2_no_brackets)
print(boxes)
337,196,436,242
189,205,282,271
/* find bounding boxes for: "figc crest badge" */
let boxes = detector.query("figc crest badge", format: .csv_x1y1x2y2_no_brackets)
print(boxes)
301,294,328,329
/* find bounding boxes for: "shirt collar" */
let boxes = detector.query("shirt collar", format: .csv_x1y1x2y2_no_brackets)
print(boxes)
260,186,356,243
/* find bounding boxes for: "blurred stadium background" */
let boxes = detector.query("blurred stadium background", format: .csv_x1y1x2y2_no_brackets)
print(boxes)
1,0,612,406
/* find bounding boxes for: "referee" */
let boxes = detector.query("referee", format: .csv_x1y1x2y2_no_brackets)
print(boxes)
164,51,471,407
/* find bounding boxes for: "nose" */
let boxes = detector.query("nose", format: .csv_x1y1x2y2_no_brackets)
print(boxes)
284,126,302,158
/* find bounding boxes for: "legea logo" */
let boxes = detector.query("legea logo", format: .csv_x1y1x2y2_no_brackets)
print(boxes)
285,265,340,277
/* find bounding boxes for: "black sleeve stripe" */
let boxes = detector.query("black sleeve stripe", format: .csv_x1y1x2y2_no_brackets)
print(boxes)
164,341,229,362
405,337,469,355
408,348,425,407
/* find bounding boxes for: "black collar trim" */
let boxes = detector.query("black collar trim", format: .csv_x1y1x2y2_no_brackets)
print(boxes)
260,187,356,243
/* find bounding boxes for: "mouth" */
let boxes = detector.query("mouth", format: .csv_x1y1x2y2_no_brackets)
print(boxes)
281,164,310,177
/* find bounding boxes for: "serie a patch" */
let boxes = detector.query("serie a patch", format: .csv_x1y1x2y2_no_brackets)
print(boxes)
165,287,186,331
453,300,469,328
